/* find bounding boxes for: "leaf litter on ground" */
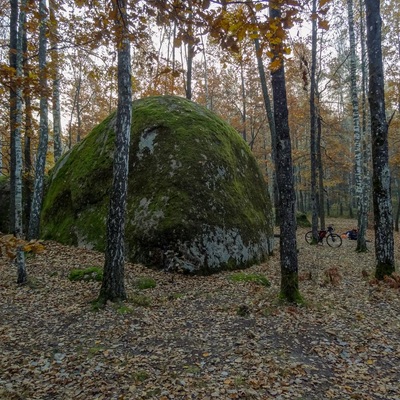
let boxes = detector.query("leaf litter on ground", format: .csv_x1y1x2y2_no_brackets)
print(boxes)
0,218,399,400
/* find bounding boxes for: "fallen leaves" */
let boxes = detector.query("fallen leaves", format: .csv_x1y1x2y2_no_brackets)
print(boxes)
0,218,399,399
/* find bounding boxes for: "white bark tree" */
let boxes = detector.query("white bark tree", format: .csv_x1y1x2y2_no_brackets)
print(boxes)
14,0,27,283
49,0,63,162
365,0,395,279
99,0,132,303
269,1,300,303
28,0,49,240
347,0,368,252
309,0,319,241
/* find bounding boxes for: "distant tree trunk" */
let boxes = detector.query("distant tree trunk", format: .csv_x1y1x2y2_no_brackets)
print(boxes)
186,5,194,101
365,0,395,279
15,0,27,284
22,2,32,232
68,87,78,149
269,2,300,303
99,0,132,303
76,73,82,143
240,60,247,142
201,36,211,110
0,133,2,175
358,0,371,250
9,0,18,234
310,0,319,241
395,179,400,232
317,115,325,229
253,36,279,225
49,0,62,161
347,0,367,252
28,0,49,240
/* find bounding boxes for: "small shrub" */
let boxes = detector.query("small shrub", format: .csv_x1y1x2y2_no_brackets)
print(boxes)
296,212,311,227
131,294,151,307
135,276,156,290
133,371,150,383
237,304,250,317
69,266,103,282
116,305,133,314
229,272,271,287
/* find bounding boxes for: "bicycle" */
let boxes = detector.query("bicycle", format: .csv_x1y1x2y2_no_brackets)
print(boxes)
305,225,342,248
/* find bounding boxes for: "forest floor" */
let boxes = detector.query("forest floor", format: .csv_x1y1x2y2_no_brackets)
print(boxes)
1,218,400,400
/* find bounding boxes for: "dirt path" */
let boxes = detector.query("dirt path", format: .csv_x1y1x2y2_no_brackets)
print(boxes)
1,218,399,399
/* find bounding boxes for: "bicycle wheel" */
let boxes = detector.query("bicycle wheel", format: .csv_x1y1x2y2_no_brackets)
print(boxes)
305,231,313,244
326,233,342,248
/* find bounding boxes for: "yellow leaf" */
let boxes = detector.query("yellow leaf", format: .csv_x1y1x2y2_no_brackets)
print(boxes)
366,359,374,365
319,0,331,8
318,19,329,30
269,58,282,72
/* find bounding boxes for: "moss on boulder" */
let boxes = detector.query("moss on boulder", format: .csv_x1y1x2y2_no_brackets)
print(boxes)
41,95,273,273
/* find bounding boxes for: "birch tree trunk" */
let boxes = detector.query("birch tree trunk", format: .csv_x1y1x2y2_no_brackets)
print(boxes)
253,36,279,224
22,5,32,233
365,0,395,279
9,0,18,234
15,0,27,284
201,36,211,110
49,0,63,162
310,0,319,242
269,2,300,303
240,60,247,142
28,0,49,240
186,2,194,101
358,0,371,250
99,0,132,303
347,0,367,252
317,115,325,230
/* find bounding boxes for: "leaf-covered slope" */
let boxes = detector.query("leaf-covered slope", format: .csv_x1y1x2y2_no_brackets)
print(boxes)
41,95,273,273
1,219,399,399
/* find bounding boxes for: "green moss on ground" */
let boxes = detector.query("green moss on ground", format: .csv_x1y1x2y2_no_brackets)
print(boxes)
68,266,103,282
229,272,271,287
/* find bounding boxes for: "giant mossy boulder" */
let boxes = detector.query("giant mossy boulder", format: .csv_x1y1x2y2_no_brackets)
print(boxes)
41,95,273,273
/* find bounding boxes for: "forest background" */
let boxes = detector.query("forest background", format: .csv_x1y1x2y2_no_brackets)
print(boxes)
0,2,400,396
0,0,399,225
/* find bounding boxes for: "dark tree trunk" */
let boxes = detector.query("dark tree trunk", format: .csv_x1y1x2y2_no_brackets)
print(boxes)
317,115,325,230
310,0,319,241
99,0,132,303
15,0,27,284
269,3,300,303
254,36,279,225
49,0,63,161
28,0,49,240
22,4,32,233
9,0,18,234
395,182,400,232
240,60,247,142
365,0,395,279
185,2,194,101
